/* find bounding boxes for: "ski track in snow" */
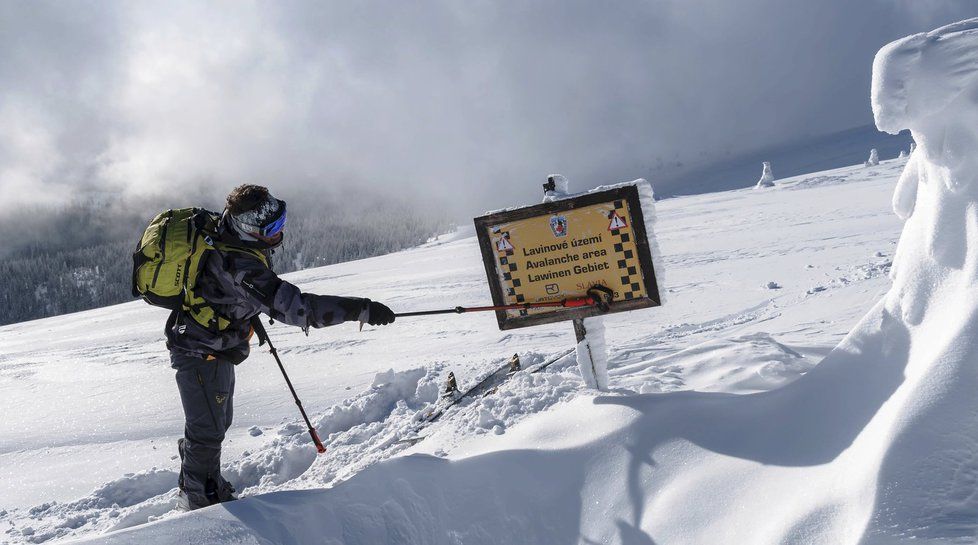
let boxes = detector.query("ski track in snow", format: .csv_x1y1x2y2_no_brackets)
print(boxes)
0,157,910,544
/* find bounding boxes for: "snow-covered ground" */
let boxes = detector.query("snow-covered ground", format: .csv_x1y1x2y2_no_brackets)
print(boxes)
1,155,907,543
7,18,978,543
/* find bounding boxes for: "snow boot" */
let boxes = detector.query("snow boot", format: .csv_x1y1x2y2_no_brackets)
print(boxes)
206,477,238,504
177,437,237,508
174,489,193,512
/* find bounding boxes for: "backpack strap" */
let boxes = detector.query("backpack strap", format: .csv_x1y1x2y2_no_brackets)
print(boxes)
182,234,269,332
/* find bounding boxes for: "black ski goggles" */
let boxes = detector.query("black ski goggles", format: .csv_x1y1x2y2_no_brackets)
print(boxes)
259,201,287,237
232,199,287,238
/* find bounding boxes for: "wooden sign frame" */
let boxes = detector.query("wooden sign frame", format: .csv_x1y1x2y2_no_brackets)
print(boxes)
474,185,660,330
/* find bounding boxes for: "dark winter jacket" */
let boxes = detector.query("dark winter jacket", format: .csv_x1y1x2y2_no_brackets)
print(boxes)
166,218,368,364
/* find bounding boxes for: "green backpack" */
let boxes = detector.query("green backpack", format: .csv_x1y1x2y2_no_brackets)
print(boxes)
131,208,266,331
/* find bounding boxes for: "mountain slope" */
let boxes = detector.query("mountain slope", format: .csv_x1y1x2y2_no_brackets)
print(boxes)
1,156,910,544
652,123,913,197
12,17,978,545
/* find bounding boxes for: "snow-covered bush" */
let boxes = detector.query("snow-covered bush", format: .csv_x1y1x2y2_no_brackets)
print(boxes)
755,161,775,188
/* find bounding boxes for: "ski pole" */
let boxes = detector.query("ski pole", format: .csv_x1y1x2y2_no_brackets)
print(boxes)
394,285,615,318
251,317,327,454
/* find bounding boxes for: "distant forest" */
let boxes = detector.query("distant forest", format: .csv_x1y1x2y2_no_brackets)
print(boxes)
0,189,453,326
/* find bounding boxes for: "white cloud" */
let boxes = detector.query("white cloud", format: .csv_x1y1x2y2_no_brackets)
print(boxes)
0,0,974,214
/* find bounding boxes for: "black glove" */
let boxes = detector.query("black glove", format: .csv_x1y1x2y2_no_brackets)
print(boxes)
359,300,395,326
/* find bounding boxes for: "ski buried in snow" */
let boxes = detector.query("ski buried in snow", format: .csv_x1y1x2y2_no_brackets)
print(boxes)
396,348,577,446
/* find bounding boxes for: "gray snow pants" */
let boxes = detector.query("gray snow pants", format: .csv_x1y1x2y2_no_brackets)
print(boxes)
171,352,237,509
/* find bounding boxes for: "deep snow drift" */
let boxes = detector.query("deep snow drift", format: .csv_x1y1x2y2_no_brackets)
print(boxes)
858,17,978,542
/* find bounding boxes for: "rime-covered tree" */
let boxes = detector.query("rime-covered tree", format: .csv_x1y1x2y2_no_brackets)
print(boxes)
865,148,880,166
755,162,775,188
0,191,451,326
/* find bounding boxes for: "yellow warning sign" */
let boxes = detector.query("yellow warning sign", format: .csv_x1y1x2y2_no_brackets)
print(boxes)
475,185,660,330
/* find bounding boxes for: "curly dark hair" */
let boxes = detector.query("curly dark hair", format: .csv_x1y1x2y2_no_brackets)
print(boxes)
226,184,270,215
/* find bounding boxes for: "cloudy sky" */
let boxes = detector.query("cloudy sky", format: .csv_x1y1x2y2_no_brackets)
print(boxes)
0,1,973,215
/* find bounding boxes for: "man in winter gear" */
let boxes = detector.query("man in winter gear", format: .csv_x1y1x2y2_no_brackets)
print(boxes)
168,184,395,510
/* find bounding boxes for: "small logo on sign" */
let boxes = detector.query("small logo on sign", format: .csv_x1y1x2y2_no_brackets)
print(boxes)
496,236,514,252
608,211,627,230
550,216,568,237
545,283,560,295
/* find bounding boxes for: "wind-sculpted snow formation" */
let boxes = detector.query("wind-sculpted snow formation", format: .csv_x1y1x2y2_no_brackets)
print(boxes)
858,17,978,542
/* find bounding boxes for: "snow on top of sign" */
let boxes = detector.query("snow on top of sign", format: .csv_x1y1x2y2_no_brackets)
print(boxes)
543,174,570,202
